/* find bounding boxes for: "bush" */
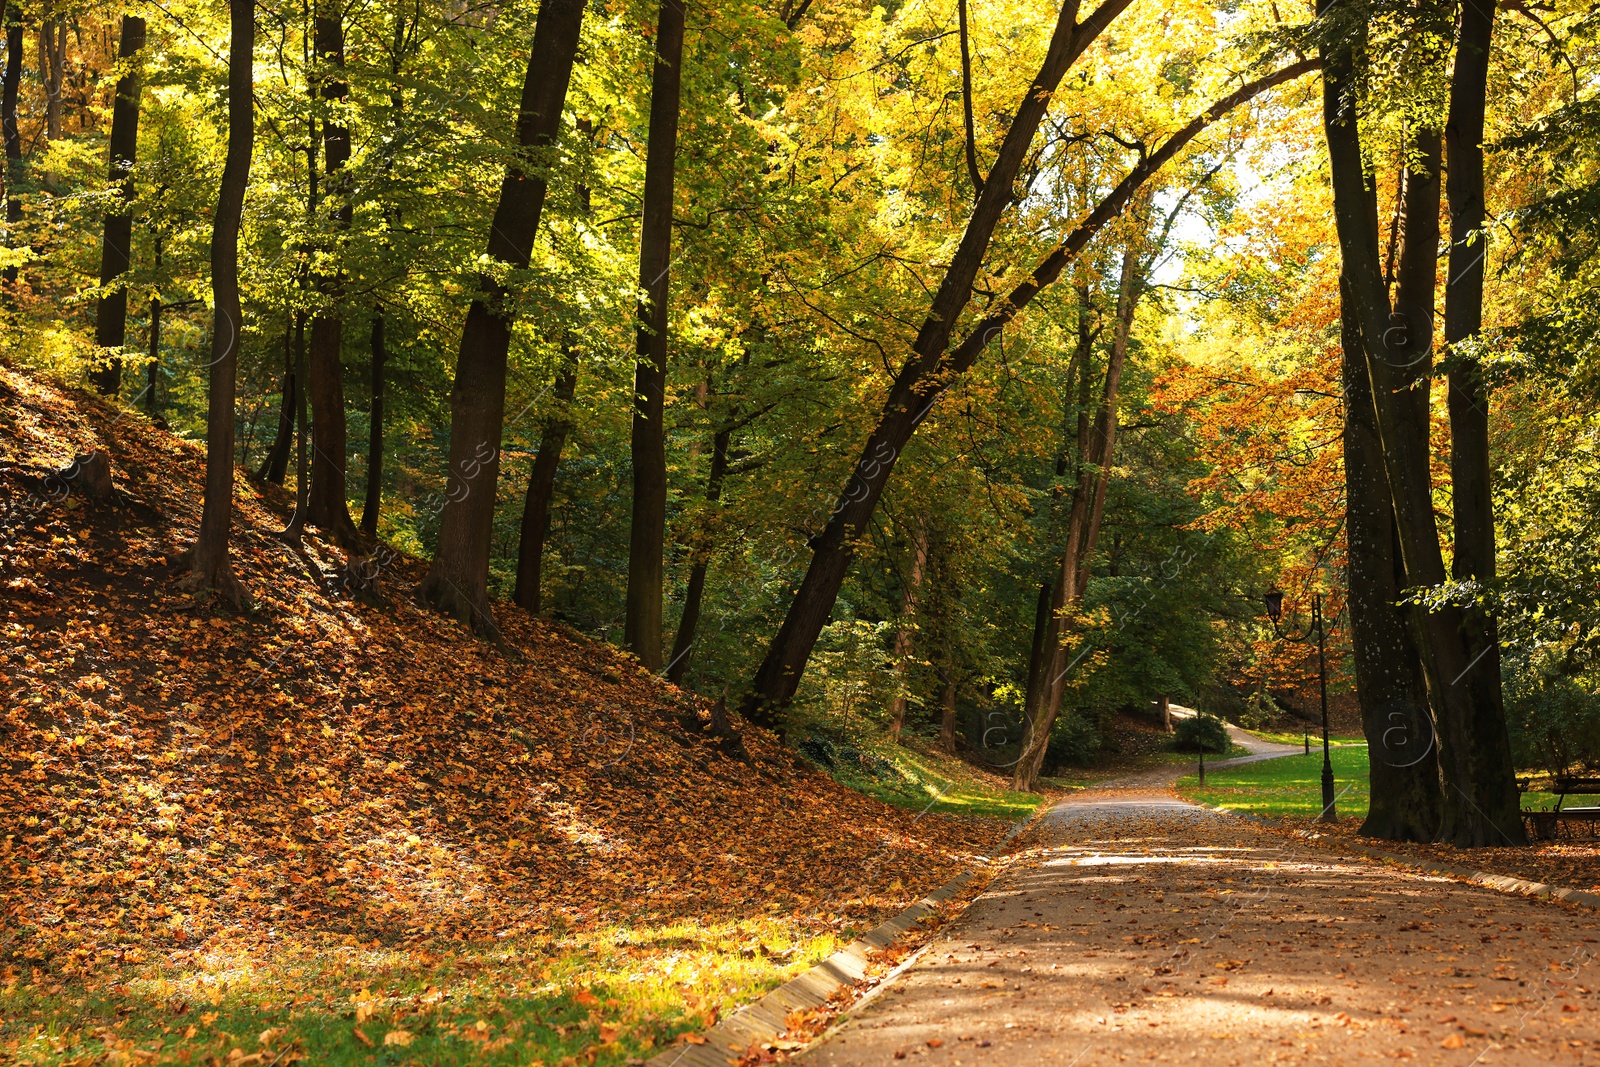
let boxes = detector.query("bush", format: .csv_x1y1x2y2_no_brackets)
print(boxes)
1046,710,1102,770
1172,713,1230,754
1504,658,1600,775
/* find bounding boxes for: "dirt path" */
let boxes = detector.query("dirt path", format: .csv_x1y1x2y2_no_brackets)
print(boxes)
802,746,1600,1065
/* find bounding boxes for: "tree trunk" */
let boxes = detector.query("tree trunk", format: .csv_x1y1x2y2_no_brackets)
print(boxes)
938,666,959,753
256,319,295,484
1160,694,1172,733
181,0,253,606
741,0,1131,725
417,0,588,634
360,315,386,538
513,360,578,613
1015,240,1142,790
306,4,358,544
887,520,929,740
1445,0,1496,589
39,18,61,189
146,295,161,417
1320,5,1523,846
624,0,687,670
666,421,730,683
1342,273,1443,841
289,314,309,528
4,20,24,289
740,44,1312,728
89,16,145,397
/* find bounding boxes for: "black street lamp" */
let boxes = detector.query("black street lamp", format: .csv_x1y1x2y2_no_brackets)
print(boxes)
1264,587,1336,822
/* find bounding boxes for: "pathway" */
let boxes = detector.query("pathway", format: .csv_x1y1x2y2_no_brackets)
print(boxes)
802,732,1600,1065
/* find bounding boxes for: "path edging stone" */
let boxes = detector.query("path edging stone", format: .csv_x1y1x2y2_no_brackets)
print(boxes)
644,802,1051,1067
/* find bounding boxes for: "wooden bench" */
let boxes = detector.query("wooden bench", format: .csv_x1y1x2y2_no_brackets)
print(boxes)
1525,776,1600,842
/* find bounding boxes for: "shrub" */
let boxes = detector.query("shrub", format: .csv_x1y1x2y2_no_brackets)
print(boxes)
1046,710,1102,770
1504,657,1600,776
1172,713,1230,754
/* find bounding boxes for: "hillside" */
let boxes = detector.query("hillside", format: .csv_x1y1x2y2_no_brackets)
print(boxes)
0,362,1007,1063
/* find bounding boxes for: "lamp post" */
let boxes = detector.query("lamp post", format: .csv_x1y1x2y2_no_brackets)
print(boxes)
1264,586,1336,823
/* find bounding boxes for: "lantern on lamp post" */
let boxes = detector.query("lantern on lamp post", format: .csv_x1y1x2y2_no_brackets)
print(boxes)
1264,586,1336,823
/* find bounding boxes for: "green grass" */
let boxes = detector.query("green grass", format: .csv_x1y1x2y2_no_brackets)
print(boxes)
1521,792,1600,812
1177,746,1373,820
0,917,847,1066
828,744,1050,821
1245,729,1366,747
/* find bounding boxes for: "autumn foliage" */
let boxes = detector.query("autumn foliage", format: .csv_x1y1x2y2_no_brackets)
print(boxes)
0,362,1005,987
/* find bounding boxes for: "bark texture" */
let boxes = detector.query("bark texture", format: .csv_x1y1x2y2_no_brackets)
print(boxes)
306,5,358,544
624,0,687,670
1341,274,1443,841
513,361,578,613
4,21,24,288
183,0,253,605
360,315,386,538
666,420,730,684
1444,0,1497,589
90,16,146,397
1320,7,1523,846
417,0,588,633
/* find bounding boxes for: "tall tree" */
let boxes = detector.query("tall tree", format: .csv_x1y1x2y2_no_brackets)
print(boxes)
1015,239,1143,789
256,321,296,484
739,34,1316,726
1444,5,1496,584
417,0,589,632
3,18,23,289
181,0,254,605
739,0,1129,723
1340,271,1443,842
1319,0,1524,846
886,519,929,739
624,0,688,670
90,15,147,397
305,2,359,544
513,360,577,613
360,315,386,538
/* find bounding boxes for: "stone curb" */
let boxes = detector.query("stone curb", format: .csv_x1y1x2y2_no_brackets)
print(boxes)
644,803,1051,1067
1185,797,1600,912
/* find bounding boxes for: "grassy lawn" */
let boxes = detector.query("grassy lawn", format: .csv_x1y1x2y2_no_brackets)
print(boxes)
1178,746,1600,823
829,743,1051,821
1177,746,1373,820
1,918,849,1066
1244,729,1366,748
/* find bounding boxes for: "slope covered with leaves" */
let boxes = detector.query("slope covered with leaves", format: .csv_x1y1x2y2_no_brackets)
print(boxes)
0,362,1008,1061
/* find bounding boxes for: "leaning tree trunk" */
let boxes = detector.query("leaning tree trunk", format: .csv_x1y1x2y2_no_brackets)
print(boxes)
665,421,730,683
740,37,1313,726
417,0,589,634
360,315,386,537
256,319,296,483
512,359,578,613
1015,239,1142,790
90,15,146,397
886,520,929,740
3,19,24,289
182,0,253,606
624,0,687,670
740,0,1133,724
1341,273,1443,842
1320,3,1523,846
306,3,359,544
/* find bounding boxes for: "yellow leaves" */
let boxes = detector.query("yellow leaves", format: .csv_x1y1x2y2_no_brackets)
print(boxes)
352,988,381,1023
382,1029,415,1047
